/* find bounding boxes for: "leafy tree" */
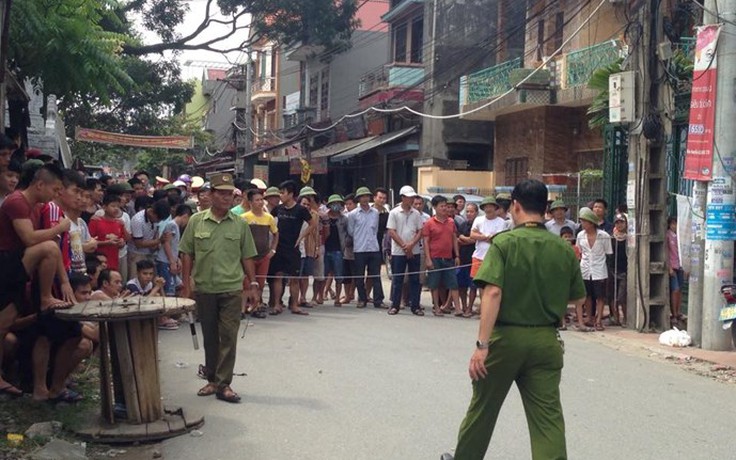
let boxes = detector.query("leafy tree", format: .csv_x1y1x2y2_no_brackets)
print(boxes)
10,0,132,103
218,0,360,52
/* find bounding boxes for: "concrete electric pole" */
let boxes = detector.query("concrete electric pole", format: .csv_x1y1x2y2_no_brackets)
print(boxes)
701,0,735,351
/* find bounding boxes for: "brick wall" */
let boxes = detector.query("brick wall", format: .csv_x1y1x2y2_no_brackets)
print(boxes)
494,106,603,187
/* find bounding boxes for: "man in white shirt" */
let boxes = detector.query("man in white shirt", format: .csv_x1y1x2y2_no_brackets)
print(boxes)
576,207,613,331
470,196,507,279
386,186,424,316
545,200,576,235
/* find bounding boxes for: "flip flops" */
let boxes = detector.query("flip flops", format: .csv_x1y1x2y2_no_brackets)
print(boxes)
0,384,23,398
388,307,399,315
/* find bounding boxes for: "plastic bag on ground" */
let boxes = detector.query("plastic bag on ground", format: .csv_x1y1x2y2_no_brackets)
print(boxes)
658,327,692,347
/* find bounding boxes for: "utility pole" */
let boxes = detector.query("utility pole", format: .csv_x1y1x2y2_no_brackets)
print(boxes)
243,57,254,178
701,0,735,350
626,0,670,331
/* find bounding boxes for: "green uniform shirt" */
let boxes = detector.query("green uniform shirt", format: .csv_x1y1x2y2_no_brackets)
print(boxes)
473,222,586,326
179,209,258,294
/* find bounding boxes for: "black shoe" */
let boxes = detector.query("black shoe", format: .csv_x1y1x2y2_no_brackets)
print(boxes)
440,454,454,460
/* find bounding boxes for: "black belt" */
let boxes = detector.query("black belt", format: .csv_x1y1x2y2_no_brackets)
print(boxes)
496,321,556,328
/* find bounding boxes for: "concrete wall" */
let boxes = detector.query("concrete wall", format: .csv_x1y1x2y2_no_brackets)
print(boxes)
204,79,236,151
420,0,497,166
327,29,389,121
524,0,624,68
417,166,495,195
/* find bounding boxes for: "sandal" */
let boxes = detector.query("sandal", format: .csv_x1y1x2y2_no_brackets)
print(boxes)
158,318,179,330
333,301,342,307
411,308,425,316
48,388,83,404
388,307,399,315
432,308,444,317
573,324,594,332
290,309,309,315
197,364,208,380
197,383,217,397
215,386,241,403
251,307,268,319
594,322,605,331
454,311,465,317
269,307,283,316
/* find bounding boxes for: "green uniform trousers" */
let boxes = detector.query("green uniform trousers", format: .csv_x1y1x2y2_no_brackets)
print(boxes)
454,326,566,460
195,291,242,387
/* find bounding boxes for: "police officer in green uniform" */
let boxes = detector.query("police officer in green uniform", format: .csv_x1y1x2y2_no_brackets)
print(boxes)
442,179,586,460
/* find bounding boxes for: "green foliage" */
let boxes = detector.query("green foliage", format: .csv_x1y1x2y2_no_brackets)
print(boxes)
10,0,133,103
218,0,360,51
586,58,623,130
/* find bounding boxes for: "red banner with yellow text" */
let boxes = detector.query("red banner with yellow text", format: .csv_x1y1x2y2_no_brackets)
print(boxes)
684,24,721,181
75,128,193,150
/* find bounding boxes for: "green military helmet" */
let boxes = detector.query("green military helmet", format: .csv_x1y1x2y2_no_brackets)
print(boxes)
264,186,280,198
480,196,498,210
163,183,177,191
299,186,317,197
355,186,372,199
578,207,598,225
107,182,134,194
549,200,567,211
327,194,344,205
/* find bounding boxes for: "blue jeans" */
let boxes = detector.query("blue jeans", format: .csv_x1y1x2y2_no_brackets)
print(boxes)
324,251,344,282
354,251,384,305
390,255,420,310
156,260,180,296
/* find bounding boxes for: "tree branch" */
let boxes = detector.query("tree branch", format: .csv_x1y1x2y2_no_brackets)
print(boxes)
122,0,252,55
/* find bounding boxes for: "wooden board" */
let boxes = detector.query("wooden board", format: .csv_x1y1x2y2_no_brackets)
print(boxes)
111,322,142,424
55,297,196,322
98,323,115,423
128,319,162,422
74,408,204,444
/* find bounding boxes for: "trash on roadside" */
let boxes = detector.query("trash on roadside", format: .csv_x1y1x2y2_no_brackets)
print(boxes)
659,328,692,347
175,361,190,368
6,433,23,446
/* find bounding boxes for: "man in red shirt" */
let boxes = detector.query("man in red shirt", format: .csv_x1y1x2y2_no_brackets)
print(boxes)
88,194,127,271
40,169,87,274
0,163,72,397
423,195,462,317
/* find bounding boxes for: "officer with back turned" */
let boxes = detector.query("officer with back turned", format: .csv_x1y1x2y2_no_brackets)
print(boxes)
442,179,586,460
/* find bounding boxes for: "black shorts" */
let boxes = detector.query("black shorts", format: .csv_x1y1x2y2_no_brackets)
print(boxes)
36,312,83,345
269,247,301,277
0,250,28,312
584,279,606,300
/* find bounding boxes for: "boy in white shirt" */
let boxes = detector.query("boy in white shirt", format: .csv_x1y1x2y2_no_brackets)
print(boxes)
576,207,613,331
470,196,507,278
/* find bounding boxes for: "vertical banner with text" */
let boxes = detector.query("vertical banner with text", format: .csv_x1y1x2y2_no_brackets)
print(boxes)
684,24,722,181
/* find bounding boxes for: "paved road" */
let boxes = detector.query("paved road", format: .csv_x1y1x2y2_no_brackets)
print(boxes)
154,293,736,460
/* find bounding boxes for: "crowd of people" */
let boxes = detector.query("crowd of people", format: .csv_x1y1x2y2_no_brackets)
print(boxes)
0,131,686,404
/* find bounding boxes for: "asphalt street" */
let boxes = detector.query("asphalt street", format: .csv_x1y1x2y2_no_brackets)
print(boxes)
154,291,736,460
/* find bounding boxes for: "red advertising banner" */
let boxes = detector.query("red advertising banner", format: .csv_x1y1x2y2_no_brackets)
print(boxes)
684,24,721,181
75,128,194,150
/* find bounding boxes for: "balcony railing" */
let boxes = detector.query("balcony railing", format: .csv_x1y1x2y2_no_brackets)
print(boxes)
462,57,522,105
563,40,622,88
358,64,424,98
252,77,275,94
